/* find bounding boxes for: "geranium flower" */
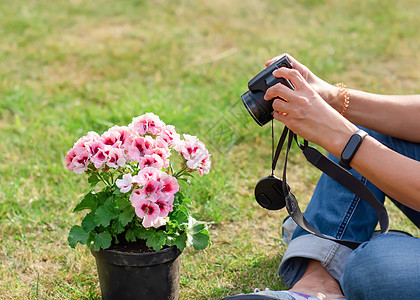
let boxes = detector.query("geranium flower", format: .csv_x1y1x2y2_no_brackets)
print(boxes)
65,147,90,174
145,216,169,228
139,154,165,170
66,113,212,252
127,136,155,162
74,131,101,150
130,113,166,136
159,173,179,196
107,146,127,169
90,145,109,169
155,198,173,217
133,198,160,228
159,125,180,146
102,126,134,149
175,134,211,175
116,174,134,193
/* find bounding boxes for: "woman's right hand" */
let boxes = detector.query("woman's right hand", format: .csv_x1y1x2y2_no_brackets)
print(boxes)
266,54,341,111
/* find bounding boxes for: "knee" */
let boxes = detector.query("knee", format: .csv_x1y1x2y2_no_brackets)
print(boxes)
341,235,420,300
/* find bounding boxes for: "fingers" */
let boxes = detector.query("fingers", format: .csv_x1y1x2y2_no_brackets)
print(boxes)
272,111,288,124
265,53,293,67
272,99,288,115
264,67,307,101
274,67,306,88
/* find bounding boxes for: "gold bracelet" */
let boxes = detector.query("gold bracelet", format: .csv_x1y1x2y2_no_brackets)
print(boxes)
334,83,350,116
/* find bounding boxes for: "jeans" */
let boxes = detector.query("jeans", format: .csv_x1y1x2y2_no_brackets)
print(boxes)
278,127,420,299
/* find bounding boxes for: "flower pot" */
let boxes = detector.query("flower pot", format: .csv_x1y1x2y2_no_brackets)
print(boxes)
91,246,182,300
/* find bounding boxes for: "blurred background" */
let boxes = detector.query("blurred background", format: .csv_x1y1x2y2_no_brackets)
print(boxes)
1,0,419,298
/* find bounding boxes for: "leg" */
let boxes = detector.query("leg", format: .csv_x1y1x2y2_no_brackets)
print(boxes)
279,127,420,292
341,234,420,300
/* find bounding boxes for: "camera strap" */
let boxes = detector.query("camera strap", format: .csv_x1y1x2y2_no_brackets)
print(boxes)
272,125,389,250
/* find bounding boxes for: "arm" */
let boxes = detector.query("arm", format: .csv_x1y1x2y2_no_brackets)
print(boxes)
332,91,420,143
264,66,420,212
266,54,420,143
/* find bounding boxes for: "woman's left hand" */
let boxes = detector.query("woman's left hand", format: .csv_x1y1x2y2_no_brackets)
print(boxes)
264,67,358,157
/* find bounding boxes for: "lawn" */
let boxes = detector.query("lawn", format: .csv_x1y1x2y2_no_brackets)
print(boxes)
1,0,420,299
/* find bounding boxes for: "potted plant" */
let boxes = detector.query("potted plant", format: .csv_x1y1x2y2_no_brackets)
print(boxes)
65,113,211,300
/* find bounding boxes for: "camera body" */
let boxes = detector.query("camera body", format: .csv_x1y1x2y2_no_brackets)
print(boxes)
241,55,294,126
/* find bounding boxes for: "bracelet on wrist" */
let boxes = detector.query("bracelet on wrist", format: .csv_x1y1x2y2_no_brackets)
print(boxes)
334,83,350,116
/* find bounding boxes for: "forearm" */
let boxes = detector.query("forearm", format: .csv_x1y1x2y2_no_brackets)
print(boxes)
328,134,420,211
331,89,420,142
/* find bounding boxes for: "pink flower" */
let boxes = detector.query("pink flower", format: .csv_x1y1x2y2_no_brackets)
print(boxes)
158,125,180,146
90,144,109,169
186,148,211,175
133,198,160,228
132,167,158,187
65,147,90,174
127,136,155,162
142,215,168,228
159,173,179,196
116,174,133,193
129,176,161,205
142,178,161,201
74,131,101,150
145,216,169,228
175,134,211,175
102,126,134,149
106,146,127,169
139,154,164,170
130,113,166,136
155,198,173,217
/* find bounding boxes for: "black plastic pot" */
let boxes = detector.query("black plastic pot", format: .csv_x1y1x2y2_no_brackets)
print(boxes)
91,246,182,300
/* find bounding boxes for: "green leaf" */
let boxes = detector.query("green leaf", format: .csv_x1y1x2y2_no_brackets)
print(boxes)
94,206,113,227
170,205,189,225
115,195,131,210
146,230,166,251
91,232,112,251
190,230,210,250
186,217,211,250
88,173,101,187
68,225,88,248
189,222,206,235
175,191,191,206
73,192,97,212
81,212,96,232
94,199,119,227
111,220,126,235
119,209,135,227
169,233,187,251
125,226,146,242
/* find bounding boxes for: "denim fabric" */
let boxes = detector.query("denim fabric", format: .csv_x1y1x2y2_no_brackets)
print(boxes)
278,127,420,291
341,234,420,300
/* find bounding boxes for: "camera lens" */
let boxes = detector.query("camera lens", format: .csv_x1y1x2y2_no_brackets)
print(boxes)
241,91,274,126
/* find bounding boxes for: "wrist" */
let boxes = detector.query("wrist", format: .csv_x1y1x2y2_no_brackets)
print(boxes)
319,83,343,111
339,129,368,169
326,123,359,159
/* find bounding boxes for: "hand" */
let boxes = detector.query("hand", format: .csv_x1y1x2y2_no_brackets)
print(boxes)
266,54,341,111
264,67,358,157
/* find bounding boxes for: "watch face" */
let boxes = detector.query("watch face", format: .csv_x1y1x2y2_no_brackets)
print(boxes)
342,135,363,160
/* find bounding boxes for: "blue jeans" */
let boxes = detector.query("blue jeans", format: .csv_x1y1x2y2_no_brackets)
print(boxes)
278,127,420,299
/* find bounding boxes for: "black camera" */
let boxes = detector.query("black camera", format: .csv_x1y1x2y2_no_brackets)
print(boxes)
241,55,294,126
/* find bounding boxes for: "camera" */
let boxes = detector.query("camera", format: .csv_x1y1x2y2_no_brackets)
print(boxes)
241,55,294,126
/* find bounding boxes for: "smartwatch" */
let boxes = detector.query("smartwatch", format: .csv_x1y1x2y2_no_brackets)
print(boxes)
339,129,368,170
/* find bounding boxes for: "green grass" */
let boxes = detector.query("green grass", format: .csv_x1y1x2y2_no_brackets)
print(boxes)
1,0,420,299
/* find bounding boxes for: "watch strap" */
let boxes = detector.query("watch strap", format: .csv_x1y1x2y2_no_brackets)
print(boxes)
339,129,368,170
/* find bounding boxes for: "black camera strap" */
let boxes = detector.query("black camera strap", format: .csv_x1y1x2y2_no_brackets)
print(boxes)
272,126,389,250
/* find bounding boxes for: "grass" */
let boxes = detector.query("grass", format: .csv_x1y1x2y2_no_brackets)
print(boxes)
1,0,420,299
